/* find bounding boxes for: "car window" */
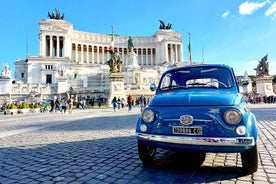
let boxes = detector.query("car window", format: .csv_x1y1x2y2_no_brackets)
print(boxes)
159,67,234,90
186,78,219,88
160,73,178,90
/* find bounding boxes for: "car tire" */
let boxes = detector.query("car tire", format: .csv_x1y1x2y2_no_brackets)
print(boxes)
241,145,258,174
174,151,206,168
192,152,206,167
138,141,156,165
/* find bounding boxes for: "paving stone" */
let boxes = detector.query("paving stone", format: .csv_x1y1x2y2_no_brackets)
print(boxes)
0,106,275,183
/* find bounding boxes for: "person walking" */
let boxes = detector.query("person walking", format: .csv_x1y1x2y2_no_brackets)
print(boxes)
121,97,125,109
68,98,73,113
117,97,121,110
139,95,145,112
61,97,68,113
98,99,102,108
127,95,132,111
111,96,118,111
50,96,57,112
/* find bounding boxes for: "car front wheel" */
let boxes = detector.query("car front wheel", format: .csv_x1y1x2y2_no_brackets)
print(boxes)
138,141,156,165
241,145,258,174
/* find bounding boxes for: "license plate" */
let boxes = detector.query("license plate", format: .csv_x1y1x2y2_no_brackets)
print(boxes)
173,126,202,135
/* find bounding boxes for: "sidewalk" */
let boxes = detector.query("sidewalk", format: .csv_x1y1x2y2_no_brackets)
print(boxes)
247,103,276,108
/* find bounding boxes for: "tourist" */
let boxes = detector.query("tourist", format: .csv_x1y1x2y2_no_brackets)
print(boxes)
139,95,145,112
121,97,125,109
111,96,118,111
68,98,73,113
98,99,102,108
56,98,61,111
117,97,121,110
61,97,67,113
127,95,133,111
50,96,57,112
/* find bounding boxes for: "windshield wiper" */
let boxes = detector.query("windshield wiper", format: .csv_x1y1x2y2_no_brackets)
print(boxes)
187,82,218,89
161,85,178,90
161,85,187,90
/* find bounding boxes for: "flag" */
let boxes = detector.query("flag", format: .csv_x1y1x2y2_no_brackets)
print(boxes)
188,33,192,64
109,34,114,50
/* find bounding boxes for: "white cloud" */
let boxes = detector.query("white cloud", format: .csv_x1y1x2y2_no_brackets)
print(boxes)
222,11,230,18
265,2,276,18
239,1,267,15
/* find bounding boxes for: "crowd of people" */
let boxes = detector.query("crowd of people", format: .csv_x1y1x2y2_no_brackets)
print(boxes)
245,93,276,104
111,95,150,112
1,94,152,114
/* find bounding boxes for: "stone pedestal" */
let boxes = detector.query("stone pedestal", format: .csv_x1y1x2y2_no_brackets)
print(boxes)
108,73,126,107
0,77,12,94
255,75,275,97
125,51,139,69
57,77,68,94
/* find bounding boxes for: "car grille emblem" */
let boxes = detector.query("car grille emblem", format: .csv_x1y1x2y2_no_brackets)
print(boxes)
180,115,193,125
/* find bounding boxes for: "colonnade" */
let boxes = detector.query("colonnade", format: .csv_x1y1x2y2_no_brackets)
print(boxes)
43,35,64,57
71,43,157,66
166,43,183,64
40,34,183,67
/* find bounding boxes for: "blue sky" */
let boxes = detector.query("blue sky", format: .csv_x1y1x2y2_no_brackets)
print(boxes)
0,0,276,78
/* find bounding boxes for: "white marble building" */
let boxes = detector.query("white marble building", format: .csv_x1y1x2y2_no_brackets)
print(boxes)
6,14,190,103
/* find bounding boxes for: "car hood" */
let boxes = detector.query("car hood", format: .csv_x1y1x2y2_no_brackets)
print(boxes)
151,89,242,106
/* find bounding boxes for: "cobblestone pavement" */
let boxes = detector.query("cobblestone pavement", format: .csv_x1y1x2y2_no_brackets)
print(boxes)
0,104,275,184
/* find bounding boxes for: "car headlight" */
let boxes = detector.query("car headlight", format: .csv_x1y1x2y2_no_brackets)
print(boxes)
142,109,155,123
224,109,242,125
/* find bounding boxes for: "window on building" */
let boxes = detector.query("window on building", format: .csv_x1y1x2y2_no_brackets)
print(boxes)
45,65,53,70
46,74,52,84
21,73,24,78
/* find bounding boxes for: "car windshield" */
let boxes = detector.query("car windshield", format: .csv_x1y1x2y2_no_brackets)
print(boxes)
160,66,234,90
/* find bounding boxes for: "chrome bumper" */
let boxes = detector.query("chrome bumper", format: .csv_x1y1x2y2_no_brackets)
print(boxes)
137,133,255,146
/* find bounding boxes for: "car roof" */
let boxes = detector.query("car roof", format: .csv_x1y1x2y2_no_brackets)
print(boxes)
164,64,233,73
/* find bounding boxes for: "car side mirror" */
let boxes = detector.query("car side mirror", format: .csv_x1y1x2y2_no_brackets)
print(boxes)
150,83,157,91
239,77,249,86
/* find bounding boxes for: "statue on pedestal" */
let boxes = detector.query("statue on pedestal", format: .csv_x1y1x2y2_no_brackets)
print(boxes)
106,49,122,73
1,64,11,78
254,55,275,98
159,20,172,30
254,55,269,76
48,9,64,20
128,36,134,52
126,36,139,69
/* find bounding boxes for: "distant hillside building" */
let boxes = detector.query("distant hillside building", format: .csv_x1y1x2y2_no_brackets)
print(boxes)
7,15,191,103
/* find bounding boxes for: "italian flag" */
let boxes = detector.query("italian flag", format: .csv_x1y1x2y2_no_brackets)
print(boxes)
109,34,114,50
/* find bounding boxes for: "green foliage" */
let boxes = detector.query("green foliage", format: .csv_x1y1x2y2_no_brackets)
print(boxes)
7,103,17,109
248,75,256,87
249,75,276,86
30,103,40,109
19,103,30,109
273,75,276,84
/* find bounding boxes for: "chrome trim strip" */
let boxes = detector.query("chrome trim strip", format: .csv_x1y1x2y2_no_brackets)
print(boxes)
137,133,255,146
163,118,213,122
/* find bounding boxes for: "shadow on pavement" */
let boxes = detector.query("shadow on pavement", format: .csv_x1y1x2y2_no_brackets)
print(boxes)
1,135,249,183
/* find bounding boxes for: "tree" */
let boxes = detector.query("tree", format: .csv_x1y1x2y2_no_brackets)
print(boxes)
273,75,276,84
249,75,256,87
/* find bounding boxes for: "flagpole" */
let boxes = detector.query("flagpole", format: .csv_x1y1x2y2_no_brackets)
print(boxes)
26,36,29,58
188,32,192,65
202,48,205,63
109,26,115,51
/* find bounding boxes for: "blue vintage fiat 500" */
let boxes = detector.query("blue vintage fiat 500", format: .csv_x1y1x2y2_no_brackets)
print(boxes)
136,64,258,174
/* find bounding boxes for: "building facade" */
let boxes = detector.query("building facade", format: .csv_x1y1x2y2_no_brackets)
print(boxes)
4,15,190,104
